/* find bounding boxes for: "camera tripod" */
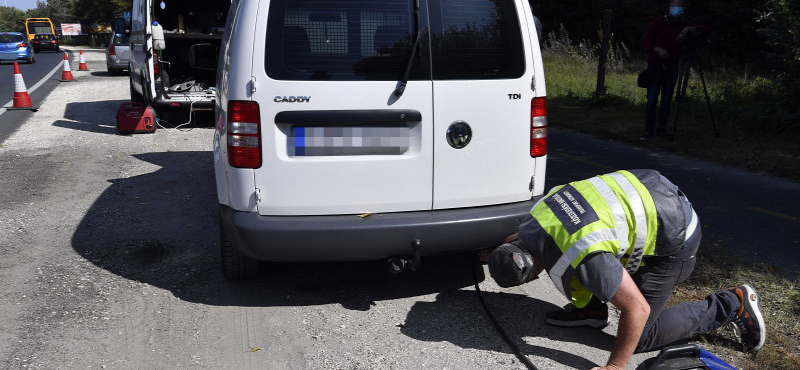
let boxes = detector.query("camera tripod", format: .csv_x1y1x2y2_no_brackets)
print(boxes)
669,36,720,141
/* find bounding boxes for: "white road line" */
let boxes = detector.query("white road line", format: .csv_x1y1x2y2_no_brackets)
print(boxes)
0,57,66,115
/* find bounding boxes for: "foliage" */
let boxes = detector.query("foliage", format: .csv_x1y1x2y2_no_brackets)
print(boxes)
531,0,800,117
27,1,51,19
0,7,28,33
73,0,132,22
541,28,800,182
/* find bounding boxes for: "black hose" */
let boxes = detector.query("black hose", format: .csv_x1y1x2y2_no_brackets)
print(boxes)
472,259,539,370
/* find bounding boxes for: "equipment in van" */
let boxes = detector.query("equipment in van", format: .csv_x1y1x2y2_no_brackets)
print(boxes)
128,0,224,114
116,102,157,134
152,21,166,50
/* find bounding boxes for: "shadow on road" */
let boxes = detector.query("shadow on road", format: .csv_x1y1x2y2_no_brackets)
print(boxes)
402,289,618,369
70,150,483,310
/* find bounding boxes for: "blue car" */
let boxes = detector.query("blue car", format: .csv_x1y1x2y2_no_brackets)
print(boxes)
0,32,36,64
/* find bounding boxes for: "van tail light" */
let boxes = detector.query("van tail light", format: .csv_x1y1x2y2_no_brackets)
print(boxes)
109,44,116,55
530,96,548,158
152,48,160,75
51,40,58,44
227,101,262,168
33,40,40,45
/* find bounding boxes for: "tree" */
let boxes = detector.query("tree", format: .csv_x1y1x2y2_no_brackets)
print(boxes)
47,0,75,25
0,7,28,33
73,0,132,22
27,1,51,18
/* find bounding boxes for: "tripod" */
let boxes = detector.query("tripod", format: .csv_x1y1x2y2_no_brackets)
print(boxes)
669,36,719,141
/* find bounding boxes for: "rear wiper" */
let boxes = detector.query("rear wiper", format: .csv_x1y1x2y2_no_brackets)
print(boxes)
393,0,421,98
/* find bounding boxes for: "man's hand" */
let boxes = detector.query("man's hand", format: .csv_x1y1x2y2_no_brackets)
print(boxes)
603,272,650,370
479,233,520,262
678,26,696,41
590,365,623,370
654,46,669,59
590,366,623,370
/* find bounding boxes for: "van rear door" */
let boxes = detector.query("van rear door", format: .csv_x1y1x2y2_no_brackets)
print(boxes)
249,0,434,216
429,0,542,210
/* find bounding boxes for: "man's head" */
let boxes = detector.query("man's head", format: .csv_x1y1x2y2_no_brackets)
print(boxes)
669,0,684,17
487,242,544,288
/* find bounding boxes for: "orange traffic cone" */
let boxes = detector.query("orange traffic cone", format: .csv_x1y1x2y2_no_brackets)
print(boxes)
60,52,74,82
78,50,89,71
8,62,38,111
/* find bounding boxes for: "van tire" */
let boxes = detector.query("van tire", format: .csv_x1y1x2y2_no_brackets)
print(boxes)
220,221,259,279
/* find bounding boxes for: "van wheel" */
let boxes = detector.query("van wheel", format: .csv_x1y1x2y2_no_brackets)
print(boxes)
220,222,259,279
130,77,143,102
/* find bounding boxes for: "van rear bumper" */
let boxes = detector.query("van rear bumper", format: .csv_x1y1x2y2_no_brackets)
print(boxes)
219,198,540,262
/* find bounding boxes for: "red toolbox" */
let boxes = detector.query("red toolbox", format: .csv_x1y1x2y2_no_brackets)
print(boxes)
117,102,156,134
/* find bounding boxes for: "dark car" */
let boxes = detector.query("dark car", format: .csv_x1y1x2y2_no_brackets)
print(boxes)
32,33,60,53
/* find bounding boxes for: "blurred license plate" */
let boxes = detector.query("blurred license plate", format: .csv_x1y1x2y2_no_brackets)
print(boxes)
288,126,410,157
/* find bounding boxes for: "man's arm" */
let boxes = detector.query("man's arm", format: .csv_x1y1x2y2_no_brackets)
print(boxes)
591,272,650,370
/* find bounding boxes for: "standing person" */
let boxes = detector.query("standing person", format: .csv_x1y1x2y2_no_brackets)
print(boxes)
533,15,543,42
641,0,707,139
484,169,765,370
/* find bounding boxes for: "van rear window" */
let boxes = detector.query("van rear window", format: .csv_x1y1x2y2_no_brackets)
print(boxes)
265,0,525,81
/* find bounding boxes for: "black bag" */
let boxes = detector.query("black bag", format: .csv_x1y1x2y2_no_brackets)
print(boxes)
637,68,657,88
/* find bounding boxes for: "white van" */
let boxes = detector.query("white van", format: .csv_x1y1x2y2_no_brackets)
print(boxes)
128,0,228,112
215,0,548,278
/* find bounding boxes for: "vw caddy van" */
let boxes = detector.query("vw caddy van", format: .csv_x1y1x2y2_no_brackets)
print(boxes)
215,0,548,278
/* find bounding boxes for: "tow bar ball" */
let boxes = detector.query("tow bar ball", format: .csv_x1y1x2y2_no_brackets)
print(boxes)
387,240,421,274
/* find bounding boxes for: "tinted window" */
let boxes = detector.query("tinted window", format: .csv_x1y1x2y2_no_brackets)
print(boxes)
113,33,131,45
429,0,525,79
265,0,427,81
0,34,25,43
264,0,524,81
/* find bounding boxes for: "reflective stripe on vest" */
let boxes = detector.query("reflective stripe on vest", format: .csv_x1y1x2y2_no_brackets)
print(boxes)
549,228,617,300
542,171,655,301
608,172,649,274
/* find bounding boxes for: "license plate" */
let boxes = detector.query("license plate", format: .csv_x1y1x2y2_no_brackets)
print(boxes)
288,126,410,156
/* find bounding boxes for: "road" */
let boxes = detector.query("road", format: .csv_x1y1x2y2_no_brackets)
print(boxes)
545,130,800,279
0,49,72,142
1,48,797,370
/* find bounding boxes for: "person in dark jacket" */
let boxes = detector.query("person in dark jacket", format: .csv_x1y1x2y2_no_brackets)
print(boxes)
484,169,765,370
641,0,707,139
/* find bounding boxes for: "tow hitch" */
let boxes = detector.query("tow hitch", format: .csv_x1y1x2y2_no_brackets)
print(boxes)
387,239,421,274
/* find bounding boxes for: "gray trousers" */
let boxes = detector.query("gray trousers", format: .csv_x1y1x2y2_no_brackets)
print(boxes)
633,226,740,352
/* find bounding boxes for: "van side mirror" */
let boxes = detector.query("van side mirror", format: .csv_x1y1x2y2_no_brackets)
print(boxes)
113,18,127,35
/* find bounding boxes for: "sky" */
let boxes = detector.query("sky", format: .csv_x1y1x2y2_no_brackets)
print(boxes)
4,0,39,11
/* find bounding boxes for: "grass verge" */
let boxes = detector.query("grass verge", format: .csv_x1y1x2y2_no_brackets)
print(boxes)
668,253,800,370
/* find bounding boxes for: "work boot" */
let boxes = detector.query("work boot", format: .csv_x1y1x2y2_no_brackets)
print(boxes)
544,303,609,328
728,284,766,353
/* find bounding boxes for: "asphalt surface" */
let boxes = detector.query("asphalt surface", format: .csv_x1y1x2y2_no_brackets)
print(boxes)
545,129,800,279
1,47,797,370
0,50,71,142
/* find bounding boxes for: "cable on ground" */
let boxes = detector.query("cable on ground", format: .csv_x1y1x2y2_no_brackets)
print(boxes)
472,258,539,370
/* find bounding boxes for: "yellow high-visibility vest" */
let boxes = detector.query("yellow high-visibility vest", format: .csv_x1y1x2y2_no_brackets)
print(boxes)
531,170,658,308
